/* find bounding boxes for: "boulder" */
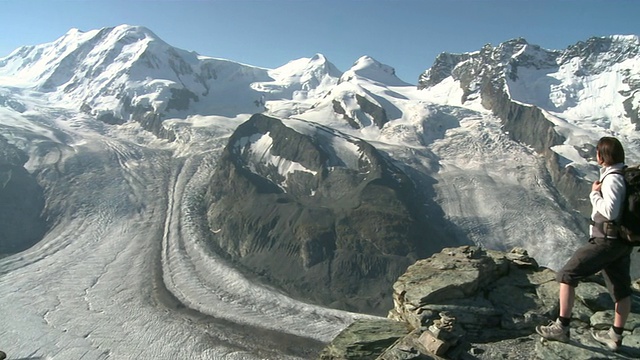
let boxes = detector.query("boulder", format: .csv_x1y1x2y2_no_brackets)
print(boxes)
389,246,556,341
318,318,411,360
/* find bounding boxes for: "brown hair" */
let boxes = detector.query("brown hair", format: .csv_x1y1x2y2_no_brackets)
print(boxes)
597,136,625,166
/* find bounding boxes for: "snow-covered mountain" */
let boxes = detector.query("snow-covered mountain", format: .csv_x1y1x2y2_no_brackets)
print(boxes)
0,25,340,139
1,24,639,359
421,35,639,140
418,35,640,216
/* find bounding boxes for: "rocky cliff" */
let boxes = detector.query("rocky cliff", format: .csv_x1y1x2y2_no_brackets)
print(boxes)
320,246,640,359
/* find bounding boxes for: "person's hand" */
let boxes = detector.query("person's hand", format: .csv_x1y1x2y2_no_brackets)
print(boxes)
592,180,602,192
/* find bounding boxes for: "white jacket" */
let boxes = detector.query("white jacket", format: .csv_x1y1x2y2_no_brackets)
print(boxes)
589,163,626,237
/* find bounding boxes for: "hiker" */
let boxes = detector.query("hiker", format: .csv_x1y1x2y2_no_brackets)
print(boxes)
536,136,630,351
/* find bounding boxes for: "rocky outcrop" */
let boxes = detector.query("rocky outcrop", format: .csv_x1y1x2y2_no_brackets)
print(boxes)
332,94,390,129
203,114,459,315
318,318,412,359
320,246,640,359
82,93,179,141
0,135,47,254
388,247,555,342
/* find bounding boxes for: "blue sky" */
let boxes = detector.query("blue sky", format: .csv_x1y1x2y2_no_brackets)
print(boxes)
1,0,638,83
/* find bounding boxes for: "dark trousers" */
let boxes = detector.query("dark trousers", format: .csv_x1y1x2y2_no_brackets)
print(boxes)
557,237,633,301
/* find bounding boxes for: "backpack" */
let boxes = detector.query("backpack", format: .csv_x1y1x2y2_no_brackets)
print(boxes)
606,166,640,245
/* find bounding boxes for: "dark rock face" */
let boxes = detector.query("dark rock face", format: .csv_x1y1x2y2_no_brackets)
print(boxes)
203,114,453,315
166,88,199,111
418,52,471,90
624,94,640,127
0,135,47,254
355,94,389,129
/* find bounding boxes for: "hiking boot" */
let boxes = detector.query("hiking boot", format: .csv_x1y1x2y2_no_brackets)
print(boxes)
591,328,622,351
536,319,570,342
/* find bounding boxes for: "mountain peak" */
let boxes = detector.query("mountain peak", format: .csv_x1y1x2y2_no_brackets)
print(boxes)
104,24,162,44
258,54,341,104
309,53,327,64
272,53,340,78
340,55,407,86
55,24,162,51
350,56,391,75
352,55,381,68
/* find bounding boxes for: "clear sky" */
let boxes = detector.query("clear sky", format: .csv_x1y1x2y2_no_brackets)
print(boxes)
1,0,638,83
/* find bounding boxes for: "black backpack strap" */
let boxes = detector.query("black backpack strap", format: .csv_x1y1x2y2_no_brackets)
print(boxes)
600,168,625,181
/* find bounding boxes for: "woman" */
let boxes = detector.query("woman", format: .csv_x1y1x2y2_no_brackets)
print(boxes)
536,136,630,352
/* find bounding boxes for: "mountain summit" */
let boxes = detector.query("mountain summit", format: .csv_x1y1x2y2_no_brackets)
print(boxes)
340,55,408,86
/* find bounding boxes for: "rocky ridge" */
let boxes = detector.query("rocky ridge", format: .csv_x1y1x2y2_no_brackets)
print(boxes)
320,246,640,359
